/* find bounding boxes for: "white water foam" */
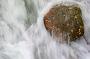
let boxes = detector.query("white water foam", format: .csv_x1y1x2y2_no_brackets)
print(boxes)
0,0,90,59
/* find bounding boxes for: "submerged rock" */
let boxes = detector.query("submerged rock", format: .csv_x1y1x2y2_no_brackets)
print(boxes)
44,4,84,43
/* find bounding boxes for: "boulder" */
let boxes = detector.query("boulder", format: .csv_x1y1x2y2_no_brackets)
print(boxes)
44,4,84,43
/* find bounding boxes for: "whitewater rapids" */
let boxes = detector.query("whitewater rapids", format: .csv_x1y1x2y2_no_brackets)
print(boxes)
0,0,90,59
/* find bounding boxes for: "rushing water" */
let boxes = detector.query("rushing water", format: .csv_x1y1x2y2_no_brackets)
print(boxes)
0,0,90,59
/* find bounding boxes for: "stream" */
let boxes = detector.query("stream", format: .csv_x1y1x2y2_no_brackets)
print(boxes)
0,0,90,59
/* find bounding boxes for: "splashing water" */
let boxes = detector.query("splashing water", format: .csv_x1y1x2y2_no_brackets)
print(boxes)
0,0,90,59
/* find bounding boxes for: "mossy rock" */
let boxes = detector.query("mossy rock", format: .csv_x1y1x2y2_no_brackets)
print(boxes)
44,4,84,43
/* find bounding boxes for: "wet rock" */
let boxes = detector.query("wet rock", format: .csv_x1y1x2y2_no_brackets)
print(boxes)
44,4,84,43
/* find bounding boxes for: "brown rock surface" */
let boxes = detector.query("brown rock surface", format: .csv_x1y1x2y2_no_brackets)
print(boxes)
44,4,84,43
